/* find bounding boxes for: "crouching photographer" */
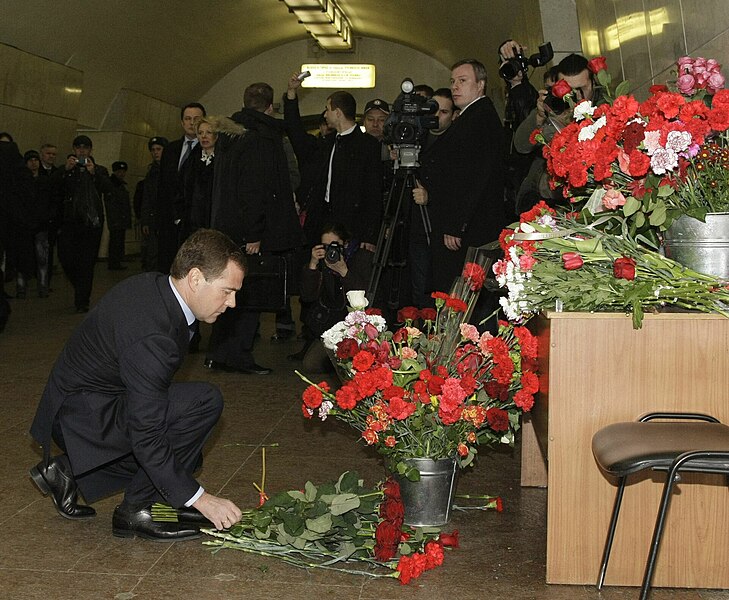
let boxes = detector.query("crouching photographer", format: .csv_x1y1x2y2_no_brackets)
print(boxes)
288,223,371,371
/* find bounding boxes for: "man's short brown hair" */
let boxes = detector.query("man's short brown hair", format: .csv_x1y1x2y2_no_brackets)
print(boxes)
243,82,274,112
170,229,246,281
328,91,357,120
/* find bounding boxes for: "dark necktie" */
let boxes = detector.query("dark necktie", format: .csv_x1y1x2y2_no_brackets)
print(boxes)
188,320,199,341
179,140,194,171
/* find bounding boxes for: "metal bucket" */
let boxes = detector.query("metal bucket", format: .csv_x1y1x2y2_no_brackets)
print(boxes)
396,457,458,527
663,213,729,280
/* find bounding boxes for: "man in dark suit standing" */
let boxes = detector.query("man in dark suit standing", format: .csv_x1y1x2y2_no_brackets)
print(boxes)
283,77,382,251
29,229,244,540
417,59,508,292
156,103,206,274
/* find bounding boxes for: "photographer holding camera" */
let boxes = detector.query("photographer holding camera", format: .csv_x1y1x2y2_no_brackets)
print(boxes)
289,223,371,371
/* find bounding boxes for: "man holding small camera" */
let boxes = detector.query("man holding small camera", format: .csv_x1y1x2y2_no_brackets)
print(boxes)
51,135,112,313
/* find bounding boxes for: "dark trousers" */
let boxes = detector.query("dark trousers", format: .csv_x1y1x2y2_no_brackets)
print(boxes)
57,223,102,310
58,382,223,507
107,228,126,268
156,223,180,275
206,305,260,369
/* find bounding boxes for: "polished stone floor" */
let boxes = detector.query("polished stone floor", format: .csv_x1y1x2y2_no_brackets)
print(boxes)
1,261,727,600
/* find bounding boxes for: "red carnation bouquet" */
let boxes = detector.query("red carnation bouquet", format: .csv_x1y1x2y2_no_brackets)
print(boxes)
539,55,729,248
297,250,539,479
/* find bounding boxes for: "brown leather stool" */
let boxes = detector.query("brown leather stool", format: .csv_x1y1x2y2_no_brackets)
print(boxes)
591,412,729,599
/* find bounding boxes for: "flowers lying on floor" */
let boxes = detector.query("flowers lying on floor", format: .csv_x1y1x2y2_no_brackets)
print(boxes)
202,471,460,584
494,202,729,328
297,257,538,480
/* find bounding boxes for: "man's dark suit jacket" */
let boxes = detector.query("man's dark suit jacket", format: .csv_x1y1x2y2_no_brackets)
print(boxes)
417,95,509,289
283,96,383,245
30,272,198,506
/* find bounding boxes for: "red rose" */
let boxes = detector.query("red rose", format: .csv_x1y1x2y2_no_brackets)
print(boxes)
439,530,460,548
382,478,401,499
336,337,358,360
391,327,408,343
380,496,405,524
587,56,608,74
486,407,510,431
462,262,486,291
613,256,637,280
352,350,375,372
397,306,419,323
551,78,573,99
374,521,401,561
649,84,669,94
561,251,584,270
457,442,469,457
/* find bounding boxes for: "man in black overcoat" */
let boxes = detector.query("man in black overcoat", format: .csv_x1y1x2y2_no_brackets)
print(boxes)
417,59,508,292
29,229,244,540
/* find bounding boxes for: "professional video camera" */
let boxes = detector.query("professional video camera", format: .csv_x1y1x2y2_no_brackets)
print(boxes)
499,41,554,81
383,78,439,169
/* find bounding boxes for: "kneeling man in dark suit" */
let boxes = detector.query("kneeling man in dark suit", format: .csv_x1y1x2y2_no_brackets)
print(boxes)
29,228,244,540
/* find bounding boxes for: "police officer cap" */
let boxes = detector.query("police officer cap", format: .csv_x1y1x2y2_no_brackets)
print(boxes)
148,136,169,150
363,99,390,114
112,161,128,172
72,135,93,148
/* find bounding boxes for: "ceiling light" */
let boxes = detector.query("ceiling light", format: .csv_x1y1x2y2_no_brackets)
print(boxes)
281,0,353,51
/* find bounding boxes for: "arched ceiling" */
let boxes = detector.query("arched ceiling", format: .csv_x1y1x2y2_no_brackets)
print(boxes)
0,1,543,104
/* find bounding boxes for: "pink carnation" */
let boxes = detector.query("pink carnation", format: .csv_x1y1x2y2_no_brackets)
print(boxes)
460,323,479,343
602,189,626,210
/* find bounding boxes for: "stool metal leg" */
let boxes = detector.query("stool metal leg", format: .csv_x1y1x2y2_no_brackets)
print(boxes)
597,475,627,590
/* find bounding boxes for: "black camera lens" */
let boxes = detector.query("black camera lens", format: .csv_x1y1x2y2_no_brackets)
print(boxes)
325,242,342,264
544,88,568,115
499,57,525,81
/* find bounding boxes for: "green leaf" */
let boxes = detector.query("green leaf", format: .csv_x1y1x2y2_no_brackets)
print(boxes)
336,471,361,494
329,493,361,516
614,80,631,97
304,480,318,502
306,512,333,534
623,196,641,216
286,490,306,502
657,184,674,198
280,511,305,537
648,201,667,226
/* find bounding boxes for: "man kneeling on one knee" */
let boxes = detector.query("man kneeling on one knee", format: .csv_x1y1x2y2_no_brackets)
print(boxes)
29,229,244,540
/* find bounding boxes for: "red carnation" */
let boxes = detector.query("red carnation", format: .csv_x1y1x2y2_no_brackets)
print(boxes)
445,297,468,313
627,150,651,177
514,326,538,359
551,78,572,99
462,262,486,291
486,407,510,431
352,350,375,372
649,84,669,94
613,256,637,280
302,385,324,409
387,396,417,420
431,291,449,304
561,251,584,270
514,389,535,411
336,337,359,360
424,540,445,568
587,56,608,74
335,384,359,410
397,306,419,323
520,371,540,394
365,307,383,316
382,478,401,499
419,307,436,321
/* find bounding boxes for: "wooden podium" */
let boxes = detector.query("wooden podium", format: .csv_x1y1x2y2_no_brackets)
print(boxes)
521,311,729,588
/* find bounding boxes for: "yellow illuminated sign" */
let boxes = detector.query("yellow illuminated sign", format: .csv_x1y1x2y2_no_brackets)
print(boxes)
300,64,376,88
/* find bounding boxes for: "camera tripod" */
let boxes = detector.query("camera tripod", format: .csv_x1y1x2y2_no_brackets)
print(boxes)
366,154,431,308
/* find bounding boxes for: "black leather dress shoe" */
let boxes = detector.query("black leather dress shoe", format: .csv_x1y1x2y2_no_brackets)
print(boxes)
203,359,271,375
112,504,201,541
29,455,96,520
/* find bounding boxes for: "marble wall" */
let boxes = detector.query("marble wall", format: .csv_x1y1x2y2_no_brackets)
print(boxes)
575,0,729,99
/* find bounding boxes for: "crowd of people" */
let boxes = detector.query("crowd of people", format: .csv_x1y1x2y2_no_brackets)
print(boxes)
15,46,604,542
1,47,602,348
